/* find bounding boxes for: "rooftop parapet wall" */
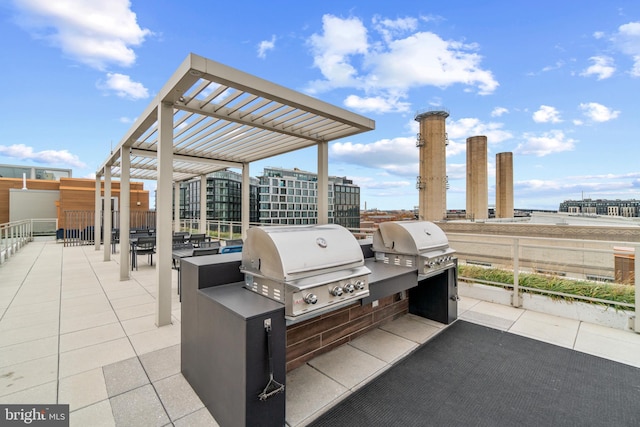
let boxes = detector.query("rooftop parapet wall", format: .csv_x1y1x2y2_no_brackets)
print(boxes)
438,221,640,243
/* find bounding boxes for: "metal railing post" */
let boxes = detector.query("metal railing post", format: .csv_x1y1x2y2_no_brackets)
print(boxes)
10,223,15,256
0,226,5,264
635,246,639,333
512,238,522,307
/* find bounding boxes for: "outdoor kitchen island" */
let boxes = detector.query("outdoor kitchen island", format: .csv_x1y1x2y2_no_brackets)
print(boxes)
180,222,457,427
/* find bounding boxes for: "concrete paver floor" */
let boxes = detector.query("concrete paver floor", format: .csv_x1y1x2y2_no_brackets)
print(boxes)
1,239,640,426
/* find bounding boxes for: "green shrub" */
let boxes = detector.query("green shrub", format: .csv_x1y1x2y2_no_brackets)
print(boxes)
458,265,635,308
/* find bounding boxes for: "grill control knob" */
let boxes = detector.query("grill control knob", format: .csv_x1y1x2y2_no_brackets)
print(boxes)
303,293,318,305
343,283,355,293
330,286,343,297
354,280,365,290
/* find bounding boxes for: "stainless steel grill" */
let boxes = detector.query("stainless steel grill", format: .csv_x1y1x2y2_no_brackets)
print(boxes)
240,224,370,320
372,221,456,278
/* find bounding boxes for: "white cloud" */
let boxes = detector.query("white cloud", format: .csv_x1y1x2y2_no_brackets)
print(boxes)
541,60,565,73
307,15,368,91
446,141,466,157
491,107,508,117
593,31,605,39
612,21,640,76
329,137,464,179
516,172,640,200
532,105,562,123
580,56,615,80
373,16,418,32
579,102,620,122
514,130,576,157
447,163,466,180
351,175,412,190
0,143,86,168
257,35,276,59
446,117,513,144
13,0,151,70
572,172,640,180
119,116,133,123
344,94,410,113
632,59,640,77
330,136,418,177
306,14,498,112
98,73,149,100
365,32,498,95
372,16,418,43
330,117,510,178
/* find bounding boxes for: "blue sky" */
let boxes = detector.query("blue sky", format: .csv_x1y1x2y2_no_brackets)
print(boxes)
1,1,639,211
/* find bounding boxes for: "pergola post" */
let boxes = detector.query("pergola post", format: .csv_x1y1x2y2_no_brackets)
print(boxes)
174,182,181,232
242,163,250,240
96,54,375,330
94,175,101,251
120,147,131,280
317,141,329,225
103,167,112,261
200,175,207,234
156,101,174,327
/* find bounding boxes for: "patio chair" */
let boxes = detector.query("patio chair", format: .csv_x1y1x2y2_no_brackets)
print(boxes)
132,236,156,270
198,240,220,249
111,229,120,254
193,247,219,256
188,233,206,247
172,234,186,246
172,241,193,269
220,245,242,254
224,238,243,247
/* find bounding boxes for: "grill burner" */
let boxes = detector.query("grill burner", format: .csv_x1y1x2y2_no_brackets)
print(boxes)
241,224,370,320
372,221,456,278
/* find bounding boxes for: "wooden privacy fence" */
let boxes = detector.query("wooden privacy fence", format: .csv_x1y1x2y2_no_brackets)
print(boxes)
63,210,156,247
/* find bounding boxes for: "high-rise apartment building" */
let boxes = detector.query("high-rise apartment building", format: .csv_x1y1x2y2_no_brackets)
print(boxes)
0,163,72,180
559,199,640,217
332,176,361,230
258,167,360,229
180,170,259,222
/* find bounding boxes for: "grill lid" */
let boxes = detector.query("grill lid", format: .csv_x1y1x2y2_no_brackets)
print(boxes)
372,221,450,255
241,224,366,282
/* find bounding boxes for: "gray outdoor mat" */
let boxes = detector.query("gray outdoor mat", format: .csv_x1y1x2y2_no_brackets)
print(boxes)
309,320,640,427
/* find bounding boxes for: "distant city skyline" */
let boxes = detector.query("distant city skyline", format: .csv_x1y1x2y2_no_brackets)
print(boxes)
1,1,639,211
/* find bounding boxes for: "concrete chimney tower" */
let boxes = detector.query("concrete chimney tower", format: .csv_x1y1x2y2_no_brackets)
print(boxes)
496,152,514,218
415,109,449,221
466,136,488,220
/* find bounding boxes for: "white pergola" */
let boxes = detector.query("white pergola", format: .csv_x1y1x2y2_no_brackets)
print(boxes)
95,53,375,326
